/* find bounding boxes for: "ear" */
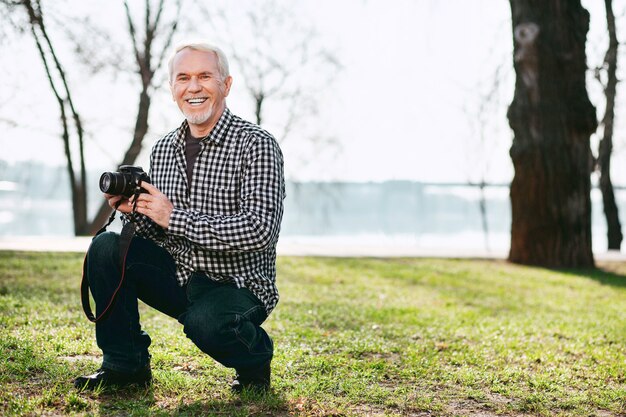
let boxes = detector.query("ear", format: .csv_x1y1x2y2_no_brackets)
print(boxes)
223,76,233,97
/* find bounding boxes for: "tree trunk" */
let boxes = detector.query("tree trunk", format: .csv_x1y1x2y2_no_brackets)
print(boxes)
598,0,623,251
89,87,151,234
23,0,90,235
507,0,597,268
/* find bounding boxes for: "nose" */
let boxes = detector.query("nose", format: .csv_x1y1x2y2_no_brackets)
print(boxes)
188,76,201,92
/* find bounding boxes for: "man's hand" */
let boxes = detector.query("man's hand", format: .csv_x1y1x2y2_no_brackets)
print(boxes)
105,194,134,214
128,182,174,229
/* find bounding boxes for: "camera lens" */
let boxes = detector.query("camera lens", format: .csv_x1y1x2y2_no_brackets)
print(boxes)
99,172,126,195
100,175,111,191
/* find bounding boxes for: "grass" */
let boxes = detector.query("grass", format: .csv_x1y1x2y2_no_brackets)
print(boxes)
1,251,626,416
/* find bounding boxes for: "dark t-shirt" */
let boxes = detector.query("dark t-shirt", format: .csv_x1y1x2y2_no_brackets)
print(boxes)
184,129,202,186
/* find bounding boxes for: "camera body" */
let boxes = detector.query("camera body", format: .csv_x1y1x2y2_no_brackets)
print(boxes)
99,165,151,198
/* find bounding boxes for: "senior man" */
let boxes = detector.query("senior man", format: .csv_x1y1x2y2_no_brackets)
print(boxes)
75,42,285,393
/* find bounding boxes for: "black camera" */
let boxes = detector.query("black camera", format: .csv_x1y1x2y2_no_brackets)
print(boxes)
99,165,151,198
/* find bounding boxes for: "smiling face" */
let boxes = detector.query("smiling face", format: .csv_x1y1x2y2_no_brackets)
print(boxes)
170,48,232,137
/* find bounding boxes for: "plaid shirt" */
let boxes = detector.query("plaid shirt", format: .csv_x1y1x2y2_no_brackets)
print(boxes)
124,108,285,313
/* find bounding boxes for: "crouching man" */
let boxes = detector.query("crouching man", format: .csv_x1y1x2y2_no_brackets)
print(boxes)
75,42,285,393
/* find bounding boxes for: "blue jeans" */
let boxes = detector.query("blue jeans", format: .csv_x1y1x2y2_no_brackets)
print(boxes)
84,232,273,373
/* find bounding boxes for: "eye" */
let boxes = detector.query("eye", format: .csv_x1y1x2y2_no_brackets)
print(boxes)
200,73,212,80
176,75,190,82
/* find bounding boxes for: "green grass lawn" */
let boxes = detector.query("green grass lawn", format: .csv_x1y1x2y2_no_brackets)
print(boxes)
1,251,626,416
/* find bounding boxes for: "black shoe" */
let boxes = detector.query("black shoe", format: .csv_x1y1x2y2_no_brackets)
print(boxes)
74,365,152,391
231,361,271,393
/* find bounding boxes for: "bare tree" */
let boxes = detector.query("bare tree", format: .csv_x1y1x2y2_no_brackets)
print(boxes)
9,0,89,235
194,0,341,147
88,0,181,234
594,0,623,251
507,0,597,267
2,0,181,235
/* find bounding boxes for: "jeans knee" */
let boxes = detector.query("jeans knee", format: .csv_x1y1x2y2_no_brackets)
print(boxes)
183,311,234,354
86,232,121,293
88,232,119,262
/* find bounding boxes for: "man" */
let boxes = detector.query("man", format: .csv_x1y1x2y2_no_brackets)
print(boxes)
75,43,285,393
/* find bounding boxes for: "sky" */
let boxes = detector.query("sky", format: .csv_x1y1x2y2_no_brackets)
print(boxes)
1,0,625,184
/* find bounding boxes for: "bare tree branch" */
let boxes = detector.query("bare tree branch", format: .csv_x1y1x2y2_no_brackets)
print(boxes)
90,0,183,233
18,0,90,234
153,0,180,80
4,0,185,234
124,0,142,70
195,0,341,166
32,0,87,212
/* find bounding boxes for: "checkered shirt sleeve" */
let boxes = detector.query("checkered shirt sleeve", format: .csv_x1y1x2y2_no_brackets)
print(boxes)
131,108,285,313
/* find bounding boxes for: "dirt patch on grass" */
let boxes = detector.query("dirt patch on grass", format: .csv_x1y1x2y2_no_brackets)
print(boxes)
58,354,99,363
446,392,539,417
447,399,504,417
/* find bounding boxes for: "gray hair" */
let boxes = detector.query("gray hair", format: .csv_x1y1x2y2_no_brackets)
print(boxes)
168,43,230,82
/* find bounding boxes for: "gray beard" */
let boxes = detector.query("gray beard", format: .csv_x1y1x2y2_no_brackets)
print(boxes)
184,105,214,125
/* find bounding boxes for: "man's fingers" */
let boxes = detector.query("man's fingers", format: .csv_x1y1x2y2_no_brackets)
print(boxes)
140,182,160,195
121,182,172,228
129,193,150,205
106,194,124,208
104,194,133,213
130,193,154,206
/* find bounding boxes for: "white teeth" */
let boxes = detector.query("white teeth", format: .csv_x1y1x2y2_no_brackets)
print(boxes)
187,98,207,105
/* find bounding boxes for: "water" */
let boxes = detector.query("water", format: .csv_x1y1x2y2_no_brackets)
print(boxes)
1,163,625,253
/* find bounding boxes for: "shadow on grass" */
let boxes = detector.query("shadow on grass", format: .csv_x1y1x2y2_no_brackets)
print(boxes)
553,264,626,289
169,391,289,417
0,334,288,416
91,385,288,417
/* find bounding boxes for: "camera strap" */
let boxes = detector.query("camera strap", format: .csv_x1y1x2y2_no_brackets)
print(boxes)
80,186,143,323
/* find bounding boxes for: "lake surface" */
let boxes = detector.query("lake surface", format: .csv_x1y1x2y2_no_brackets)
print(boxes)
1,164,625,253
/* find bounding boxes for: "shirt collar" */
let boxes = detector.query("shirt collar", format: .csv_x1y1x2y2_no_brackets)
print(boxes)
173,108,233,149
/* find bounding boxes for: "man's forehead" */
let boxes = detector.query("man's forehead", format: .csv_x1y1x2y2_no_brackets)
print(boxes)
172,49,219,72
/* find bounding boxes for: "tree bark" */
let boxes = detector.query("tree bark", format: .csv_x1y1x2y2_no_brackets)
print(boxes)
598,0,623,250
507,0,597,267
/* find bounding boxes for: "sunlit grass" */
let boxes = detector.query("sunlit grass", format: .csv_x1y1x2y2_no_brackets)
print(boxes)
1,251,626,416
